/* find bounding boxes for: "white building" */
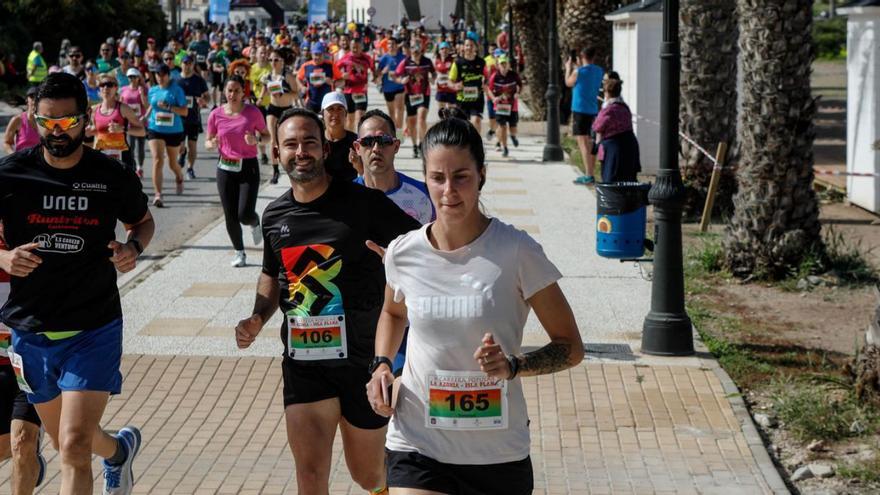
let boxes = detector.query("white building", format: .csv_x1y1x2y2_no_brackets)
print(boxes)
605,0,663,174
838,0,880,213
347,0,459,31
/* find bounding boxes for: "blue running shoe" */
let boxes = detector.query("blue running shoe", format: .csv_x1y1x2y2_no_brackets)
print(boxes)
573,175,596,185
102,426,141,495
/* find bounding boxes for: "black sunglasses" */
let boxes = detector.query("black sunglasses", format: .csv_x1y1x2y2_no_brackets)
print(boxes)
69,53,82,58
99,82,117,88
357,134,396,148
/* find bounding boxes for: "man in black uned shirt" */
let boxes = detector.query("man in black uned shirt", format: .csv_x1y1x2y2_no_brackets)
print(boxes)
235,108,419,494
0,73,154,494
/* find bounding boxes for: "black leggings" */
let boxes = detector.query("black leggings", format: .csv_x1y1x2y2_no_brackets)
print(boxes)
217,157,260,251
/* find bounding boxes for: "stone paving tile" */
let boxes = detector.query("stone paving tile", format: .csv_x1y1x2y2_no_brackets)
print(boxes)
0,356,778,494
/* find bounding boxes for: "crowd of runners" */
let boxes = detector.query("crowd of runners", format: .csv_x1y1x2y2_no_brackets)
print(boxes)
0,16,589,495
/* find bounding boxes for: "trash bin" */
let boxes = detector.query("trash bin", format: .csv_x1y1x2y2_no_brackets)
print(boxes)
595,182,651,259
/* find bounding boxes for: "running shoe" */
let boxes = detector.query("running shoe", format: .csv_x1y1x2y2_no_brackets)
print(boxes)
177,148,187,167
186,167,196,180
260,153,269,166
412,144,419,158
511,135,519,148
251,221,262,246
135,167,144,179
487,129,495,140
102,426,141,495
176,178,184,195
495,141,502,151
270,168,280,185
152,195,164,208
231,251,247,267
502,146,509,157
573,175,596,185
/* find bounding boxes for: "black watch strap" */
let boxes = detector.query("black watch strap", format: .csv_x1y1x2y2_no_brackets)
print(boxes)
369,356,393,374
129,238,144,255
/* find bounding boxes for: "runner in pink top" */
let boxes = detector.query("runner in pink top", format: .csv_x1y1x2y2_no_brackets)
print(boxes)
205,75,270,268
2,87,40,153
119,68,149,176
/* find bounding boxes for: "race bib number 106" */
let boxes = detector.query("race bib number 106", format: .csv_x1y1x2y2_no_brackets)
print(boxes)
287,314,348,361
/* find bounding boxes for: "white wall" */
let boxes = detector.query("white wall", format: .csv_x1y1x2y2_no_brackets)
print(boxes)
845,12,880,213
346,0,456,32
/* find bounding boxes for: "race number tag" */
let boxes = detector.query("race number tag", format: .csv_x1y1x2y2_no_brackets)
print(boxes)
0,327,10,360
408,94,424,106
197,54,206,63
8,350,34,395
128,104,142,118
309,72,326,86
186,96,195,108
155,111,174,127
218,157,242,172
425,370,508,430
495,103,512,116
287,314,348,361
213,63,224,72
102,149,122,160
352,93,367,104
267,79,284,95
436,74,449,86
463,86,479,100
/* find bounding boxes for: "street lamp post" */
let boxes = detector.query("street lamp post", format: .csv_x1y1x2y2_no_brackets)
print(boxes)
543,0,564,162
507,3,515,70
483,0,490,54
641,0,694,356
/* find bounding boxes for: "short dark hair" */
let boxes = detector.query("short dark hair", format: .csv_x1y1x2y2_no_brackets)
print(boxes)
581,46,597,60
604,78,622,98
226,74,246,88
606,70,621,81
35,72,88,115
438,107,467,121
275,107,326,145
422,117,485,190
358,109,396,136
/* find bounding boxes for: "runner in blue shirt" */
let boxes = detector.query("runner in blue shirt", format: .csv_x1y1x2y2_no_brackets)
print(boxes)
145,65,188,207
565,46,604,185
377,38,407,131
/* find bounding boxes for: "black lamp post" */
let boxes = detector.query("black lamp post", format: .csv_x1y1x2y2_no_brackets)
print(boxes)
482,0,490,54
507,3,515,70
641,0,694,356
542,0,564,162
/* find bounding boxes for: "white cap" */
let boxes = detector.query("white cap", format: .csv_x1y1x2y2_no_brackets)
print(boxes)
321,91,347,112
130,30,141,38
126,67,142,78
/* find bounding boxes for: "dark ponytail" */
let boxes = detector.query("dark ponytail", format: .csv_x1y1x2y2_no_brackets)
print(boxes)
421,116,486,190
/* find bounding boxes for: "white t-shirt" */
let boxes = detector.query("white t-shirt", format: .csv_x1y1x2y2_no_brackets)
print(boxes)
384,218,562,464
356,172,435,226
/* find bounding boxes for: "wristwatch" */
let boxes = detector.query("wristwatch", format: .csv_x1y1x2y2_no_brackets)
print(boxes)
368,356,393,375
128,238,144,255
506,354,520,379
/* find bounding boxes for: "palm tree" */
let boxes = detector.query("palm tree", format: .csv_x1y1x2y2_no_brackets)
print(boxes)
723,0,821,278
559,0,615,66
679,0,738,217
511,0,549,118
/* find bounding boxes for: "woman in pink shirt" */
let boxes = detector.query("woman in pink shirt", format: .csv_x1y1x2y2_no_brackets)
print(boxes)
206,75,270,268
592,78,640,183
120,68,149,177
2,86,40,153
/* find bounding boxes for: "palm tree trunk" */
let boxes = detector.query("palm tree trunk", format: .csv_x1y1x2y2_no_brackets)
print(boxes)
679,0,738,218
511,0,549,118
559,0,615,67
723,0,821,278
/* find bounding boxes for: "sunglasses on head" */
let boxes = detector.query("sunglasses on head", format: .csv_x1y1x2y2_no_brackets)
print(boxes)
357,134,396,148
35,114,86,132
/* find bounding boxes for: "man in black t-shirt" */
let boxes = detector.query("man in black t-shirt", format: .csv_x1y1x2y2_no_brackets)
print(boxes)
236,108,419,494
0,73,154,495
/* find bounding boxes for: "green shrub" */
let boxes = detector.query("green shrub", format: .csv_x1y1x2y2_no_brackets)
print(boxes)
813,17,846,60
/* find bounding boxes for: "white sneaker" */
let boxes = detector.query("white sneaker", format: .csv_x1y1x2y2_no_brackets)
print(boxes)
231,251,247,267
102,426,141,495
251,222,262,246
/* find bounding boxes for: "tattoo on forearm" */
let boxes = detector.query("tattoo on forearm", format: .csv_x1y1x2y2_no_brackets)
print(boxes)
519,342,573,375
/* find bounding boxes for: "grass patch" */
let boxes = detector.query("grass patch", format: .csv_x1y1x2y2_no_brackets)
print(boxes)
779,228,879,290
769,377,880,443
838,457,880,484
561,135,602,177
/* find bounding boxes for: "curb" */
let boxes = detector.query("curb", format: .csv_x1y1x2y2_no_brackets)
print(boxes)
694,336,792,494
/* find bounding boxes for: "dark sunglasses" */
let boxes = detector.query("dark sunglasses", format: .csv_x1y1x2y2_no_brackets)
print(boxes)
270,58,283,62
69,53,82,58
99,82,117,88
163,57,174,61
357,134,396,148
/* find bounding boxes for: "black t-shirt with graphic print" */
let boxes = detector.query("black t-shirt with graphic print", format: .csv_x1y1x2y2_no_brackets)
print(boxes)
261,178,420,367
0,146,148,333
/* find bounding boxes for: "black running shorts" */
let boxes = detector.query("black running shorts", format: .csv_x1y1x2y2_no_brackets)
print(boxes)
0,365,41,434
146,130,185,147
572,111,596,136
282,359,389,430
386,449,533,495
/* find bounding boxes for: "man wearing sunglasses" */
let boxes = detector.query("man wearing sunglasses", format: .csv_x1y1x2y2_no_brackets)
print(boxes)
0,72,155,495
62,47,85,81
96,43,120,75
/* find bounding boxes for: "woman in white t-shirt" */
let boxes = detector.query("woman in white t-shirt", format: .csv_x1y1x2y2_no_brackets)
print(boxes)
366,117,584,494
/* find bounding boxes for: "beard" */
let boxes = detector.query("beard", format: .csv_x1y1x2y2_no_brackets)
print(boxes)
284,155,324,183
41,132,84,158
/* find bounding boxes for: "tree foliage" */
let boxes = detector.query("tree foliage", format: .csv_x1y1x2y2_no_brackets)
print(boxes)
0,0,167,67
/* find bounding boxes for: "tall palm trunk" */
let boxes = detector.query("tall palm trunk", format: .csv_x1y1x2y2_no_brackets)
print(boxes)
723,0,821,278
679,0,738,217
559,0,615,66
511,0,549,118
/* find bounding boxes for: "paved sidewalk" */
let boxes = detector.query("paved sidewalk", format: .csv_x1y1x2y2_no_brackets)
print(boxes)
0,88,788,493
